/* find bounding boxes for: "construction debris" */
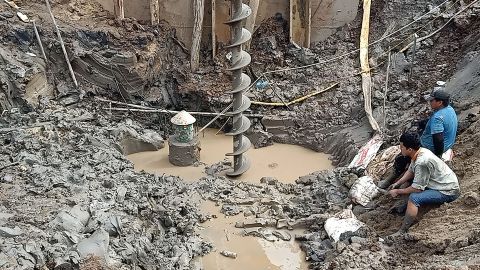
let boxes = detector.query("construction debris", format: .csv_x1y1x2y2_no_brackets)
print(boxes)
1,0,480,269
220,250,238,259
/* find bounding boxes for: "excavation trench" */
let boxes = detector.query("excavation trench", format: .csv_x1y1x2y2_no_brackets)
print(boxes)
127,128,334,269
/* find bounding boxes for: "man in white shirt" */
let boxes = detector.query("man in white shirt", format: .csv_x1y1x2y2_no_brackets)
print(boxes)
388,133,460,236
377,87,457,189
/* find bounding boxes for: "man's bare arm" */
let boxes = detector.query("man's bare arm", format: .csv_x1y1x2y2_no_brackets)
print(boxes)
396,186,422,195
392,169,414,187
389,185,422,198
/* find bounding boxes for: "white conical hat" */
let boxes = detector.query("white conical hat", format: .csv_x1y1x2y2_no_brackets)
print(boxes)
171,110,196,125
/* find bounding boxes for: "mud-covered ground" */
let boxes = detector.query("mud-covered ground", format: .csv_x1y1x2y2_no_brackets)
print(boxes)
1,0,480,269
0,103,211,269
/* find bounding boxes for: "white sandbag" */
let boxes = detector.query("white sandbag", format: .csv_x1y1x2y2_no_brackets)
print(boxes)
324,207,365,242
442,149,453,162
349,176,380,206
366,145,401,181
348,134,383,169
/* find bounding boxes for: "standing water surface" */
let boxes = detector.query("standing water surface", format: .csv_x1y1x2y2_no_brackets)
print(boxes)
128,129,333,183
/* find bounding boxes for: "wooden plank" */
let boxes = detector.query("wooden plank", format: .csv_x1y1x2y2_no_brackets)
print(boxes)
150,0,159,25
113,0,124,20
213,1,231,45
289,0,311,48
191,0,205,71
211,0,216,57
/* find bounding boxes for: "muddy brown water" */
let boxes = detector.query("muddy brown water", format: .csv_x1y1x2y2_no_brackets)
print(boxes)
128,129,333,269
196,200,309,270
127,129,333,183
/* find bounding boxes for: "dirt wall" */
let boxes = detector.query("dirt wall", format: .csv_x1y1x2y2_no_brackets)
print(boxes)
310,0,359,42
94,0,358,48
96,0,151,20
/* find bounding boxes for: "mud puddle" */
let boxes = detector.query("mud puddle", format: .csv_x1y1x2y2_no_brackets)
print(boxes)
127,129,333,183
197,200,309,270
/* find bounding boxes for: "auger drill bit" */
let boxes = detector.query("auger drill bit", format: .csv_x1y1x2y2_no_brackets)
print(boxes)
225,0,252,176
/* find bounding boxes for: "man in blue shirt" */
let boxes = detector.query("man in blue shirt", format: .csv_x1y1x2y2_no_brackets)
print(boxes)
420,89,458,156
377,88,458,189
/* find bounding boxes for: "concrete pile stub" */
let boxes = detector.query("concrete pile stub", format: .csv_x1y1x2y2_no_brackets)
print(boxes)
169,111,200,166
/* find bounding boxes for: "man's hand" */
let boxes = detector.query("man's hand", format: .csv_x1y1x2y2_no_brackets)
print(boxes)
388,182,400,190
389,189,400,198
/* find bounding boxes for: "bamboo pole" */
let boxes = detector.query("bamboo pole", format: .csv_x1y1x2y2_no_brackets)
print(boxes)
45,0,78,88
94,97,264,118
215,117,231,135
383,49,391,130
359,0,379,131
305,0,311,48
270,81,291,110
32,21,47,62
408,33,417,82
95,97,150,110
196,103,232,135
211,0,216,57
102,107,264,118
191,0,205,71
150,0,159,25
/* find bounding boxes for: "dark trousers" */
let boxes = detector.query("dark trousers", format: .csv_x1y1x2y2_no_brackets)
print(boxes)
393,155,412,179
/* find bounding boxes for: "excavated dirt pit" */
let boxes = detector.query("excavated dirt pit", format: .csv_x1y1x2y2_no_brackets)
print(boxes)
127,128,334,269
127,128,333,183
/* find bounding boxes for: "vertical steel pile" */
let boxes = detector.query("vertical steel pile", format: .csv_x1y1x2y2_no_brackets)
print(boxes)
225,0,252,176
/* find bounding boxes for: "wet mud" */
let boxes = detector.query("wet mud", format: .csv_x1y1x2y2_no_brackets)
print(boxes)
1,0,480,269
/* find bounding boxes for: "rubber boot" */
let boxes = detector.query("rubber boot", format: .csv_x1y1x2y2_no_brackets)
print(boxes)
388,214,415,239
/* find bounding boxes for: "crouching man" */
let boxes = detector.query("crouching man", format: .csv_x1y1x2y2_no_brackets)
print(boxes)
388,132,460,237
